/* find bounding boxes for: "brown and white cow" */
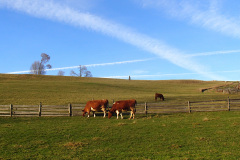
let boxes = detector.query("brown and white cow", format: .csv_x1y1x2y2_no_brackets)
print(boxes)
82,99,109,118
155,93,164,101
108,99,137,119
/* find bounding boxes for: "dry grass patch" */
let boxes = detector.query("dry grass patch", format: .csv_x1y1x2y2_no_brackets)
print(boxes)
92,137,101,141
203,117,209,121
63,142,88,150
195,137,209,142
117,122,127,126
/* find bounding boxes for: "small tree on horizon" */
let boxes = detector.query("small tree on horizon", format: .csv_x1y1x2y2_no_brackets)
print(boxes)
58,70,65,76
70,65,92,77
30,53,52,75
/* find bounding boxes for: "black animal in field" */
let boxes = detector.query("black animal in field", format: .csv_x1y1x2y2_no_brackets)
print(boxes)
155,93,164,101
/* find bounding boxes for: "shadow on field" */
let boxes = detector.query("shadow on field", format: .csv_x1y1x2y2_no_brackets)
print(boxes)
90,112,172,119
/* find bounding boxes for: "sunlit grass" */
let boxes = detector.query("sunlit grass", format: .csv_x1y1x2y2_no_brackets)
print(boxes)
1,74,240,159
0,74,237,105
1,112,240,159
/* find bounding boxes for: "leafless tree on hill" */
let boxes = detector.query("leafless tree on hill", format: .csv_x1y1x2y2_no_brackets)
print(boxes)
58,70,65,76
30,53,52,75
70,65,92,77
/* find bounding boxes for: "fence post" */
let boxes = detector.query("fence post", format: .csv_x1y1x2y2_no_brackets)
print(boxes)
39,102,42,117
69,103,72,117
188,101,191,113
227,97,230,111
10,104,13,117
145,102,148,115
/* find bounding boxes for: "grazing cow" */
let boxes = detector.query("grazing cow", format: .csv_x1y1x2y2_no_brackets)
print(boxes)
155,93,164,101
82,99,109,118
108,99,137,119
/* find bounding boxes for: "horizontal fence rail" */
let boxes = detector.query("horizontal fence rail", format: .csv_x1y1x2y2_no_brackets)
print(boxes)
189,100,228,113
146,102,189,114
1,98,240,117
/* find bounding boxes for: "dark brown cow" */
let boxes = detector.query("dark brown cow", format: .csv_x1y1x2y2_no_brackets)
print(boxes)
82,99,109,118
108,99,137,119
155,93,164,101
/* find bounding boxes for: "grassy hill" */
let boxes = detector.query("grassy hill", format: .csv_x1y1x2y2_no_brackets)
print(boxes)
0,74,238,105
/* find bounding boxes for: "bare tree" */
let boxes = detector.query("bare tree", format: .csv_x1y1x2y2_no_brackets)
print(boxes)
70,70,78,76
58,70,65,76
30,53,52,75
84,70,92,77
70,65,92,77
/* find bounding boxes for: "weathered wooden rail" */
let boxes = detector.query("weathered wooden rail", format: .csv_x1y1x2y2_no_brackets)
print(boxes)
0,103,85,117
1,98,240,117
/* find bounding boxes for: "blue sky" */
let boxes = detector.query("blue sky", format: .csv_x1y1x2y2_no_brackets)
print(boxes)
1,0,240,80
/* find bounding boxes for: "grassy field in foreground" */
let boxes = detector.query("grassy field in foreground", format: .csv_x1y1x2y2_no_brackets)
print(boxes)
1,111,240,159
0,74,239,105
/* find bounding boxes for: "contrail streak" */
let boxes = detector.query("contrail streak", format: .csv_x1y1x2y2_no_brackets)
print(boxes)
104,69,240,80
6,49,239,75
186,49,240,57
6,58,152,74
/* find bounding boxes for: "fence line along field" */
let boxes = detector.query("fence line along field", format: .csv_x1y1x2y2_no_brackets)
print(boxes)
1,98,240,117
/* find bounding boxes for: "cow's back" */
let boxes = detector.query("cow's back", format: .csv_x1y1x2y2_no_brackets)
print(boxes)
113,99,136,110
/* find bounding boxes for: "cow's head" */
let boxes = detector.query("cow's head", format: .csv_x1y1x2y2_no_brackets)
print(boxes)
82,109,86,117
108,111,113,119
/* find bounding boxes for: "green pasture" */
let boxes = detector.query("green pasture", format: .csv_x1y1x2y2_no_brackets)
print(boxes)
0,74,238,105
1,112,240,159
1,74,240,159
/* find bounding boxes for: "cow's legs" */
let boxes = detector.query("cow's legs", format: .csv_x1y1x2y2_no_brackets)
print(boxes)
120,112,123,119
129,111,135,119
93,111,96,118
116,110,119,119
101,108,106,118
103,111,106,118
129,111,133,119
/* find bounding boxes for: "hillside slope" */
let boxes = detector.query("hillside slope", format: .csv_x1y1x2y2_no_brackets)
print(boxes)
0,74,236,105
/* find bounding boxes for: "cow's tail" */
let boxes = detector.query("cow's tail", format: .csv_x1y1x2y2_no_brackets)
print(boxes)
134,100,137,113
134,107,136,113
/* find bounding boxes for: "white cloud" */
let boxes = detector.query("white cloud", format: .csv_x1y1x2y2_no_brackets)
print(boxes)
184,5,240,39
0,0,223,80
137,0,240,39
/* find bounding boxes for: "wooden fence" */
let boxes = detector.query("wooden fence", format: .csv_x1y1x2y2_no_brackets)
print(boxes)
0,103,85,117
1,98,240,117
